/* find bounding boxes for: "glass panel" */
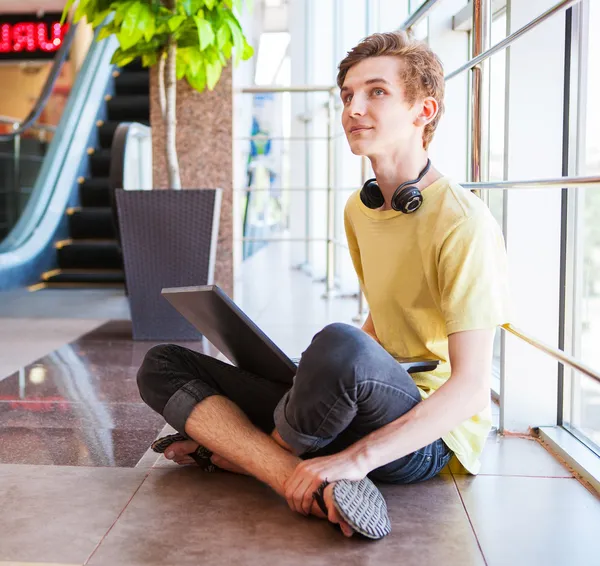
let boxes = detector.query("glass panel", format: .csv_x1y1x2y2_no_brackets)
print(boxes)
0,123,54,242
0,57,74,244
567,0,600,451
488,10,508,396
488,9,507,223
408,0,428,40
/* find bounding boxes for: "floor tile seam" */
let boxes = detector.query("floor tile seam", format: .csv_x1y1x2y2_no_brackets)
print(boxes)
456,473,574,479
0,463,155,471
0,402,152,407
83,469,152,566
449,471,490,566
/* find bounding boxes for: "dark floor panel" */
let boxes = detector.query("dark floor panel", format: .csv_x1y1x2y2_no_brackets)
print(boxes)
0,464,147,563
0,426,161,466
88,470,485,566
0,400,164,430
79,319,207,349
455,475,600,566
0,320,202,467
0,345,150,404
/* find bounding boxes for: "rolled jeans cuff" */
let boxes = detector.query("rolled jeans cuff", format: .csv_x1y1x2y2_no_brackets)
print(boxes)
273,392,334,456
163,379,217,434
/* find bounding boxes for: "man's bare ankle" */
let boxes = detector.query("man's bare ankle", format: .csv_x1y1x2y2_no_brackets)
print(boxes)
271,428,295,453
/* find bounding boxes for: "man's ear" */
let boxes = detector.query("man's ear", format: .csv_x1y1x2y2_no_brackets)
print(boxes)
415,96,439,125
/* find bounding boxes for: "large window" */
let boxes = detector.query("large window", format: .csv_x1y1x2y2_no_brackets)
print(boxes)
565,0,600,451
488,8,507,224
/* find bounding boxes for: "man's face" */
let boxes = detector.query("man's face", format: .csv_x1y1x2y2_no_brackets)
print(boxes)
340,56,422,157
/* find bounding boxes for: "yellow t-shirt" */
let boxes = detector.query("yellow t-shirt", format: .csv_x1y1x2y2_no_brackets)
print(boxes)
343,176,511,474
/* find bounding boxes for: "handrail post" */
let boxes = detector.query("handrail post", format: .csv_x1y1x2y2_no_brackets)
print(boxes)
324,88,336,297
470,0,492,197
12,122,21,230
303,97,311,272
353,155,369,322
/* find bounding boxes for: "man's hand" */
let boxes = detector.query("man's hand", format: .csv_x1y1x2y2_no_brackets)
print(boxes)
283,450,368,516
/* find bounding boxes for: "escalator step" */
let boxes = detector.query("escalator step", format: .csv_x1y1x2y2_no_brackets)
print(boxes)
107,96,150,121
115,72,149,96
80,177,111,207
98,121,119,148
57,240,122,270
43,269,125,284
90,149,111,177
98,120,150,149
122,59,144,72
68,207,116,239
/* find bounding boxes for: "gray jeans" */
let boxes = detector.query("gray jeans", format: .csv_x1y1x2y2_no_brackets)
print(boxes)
137,322,452,483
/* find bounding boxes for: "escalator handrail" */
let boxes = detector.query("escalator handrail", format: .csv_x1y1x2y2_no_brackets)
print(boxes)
0,115,56,134
0,23,78,142
0,28,118,265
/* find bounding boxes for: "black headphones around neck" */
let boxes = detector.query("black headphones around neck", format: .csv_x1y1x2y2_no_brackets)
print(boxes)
360,159,431,214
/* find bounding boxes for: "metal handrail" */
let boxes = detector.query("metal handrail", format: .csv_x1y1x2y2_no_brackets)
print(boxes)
445,0,581,81
398,0,442,31
0,22,78,142
0,116,56,133
237,85,336,94
237,83,339,296
502,324,600,385
462,175,600,190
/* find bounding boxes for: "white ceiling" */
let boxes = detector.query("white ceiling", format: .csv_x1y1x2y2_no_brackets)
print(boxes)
0,0,66,14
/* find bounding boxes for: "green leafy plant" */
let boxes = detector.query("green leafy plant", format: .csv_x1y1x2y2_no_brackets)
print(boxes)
62,0,254,188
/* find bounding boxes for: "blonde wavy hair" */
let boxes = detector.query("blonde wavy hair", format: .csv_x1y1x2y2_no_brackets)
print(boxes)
337,31,445,149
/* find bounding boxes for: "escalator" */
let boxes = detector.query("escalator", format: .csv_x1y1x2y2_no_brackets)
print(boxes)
0,25,150,291
45,61,149,288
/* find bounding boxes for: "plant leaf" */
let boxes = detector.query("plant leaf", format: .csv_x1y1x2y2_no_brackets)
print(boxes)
194,16,215,51
60,0,77,24
183,0,204,16
114,0,135,26
168,14,186,31
242,38,254,60
186,46,202,76
186,64,206,92
176,47,189,79
74,0,89,23
205,59,222,90
120,2,151,51
97,24,115,41
224,14,244,63
92,9,112,28
204,0,216,10
111,47,136,67
142,52,158,67
143,10,156,42
216,23,229,50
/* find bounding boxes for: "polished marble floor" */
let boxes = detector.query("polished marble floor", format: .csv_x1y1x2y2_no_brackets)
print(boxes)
0,243,599,565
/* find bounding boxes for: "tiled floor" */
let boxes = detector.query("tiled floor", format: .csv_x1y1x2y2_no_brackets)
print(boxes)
0,243,599,565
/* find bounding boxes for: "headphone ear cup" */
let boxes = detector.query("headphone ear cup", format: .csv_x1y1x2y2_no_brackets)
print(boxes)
360,179,385,209
392,186,423,213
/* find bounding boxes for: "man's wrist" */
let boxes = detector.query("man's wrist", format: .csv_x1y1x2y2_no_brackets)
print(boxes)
347,441,374,476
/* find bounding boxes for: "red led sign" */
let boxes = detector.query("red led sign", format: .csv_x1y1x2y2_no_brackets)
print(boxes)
0,22,65,53
0,13,67,61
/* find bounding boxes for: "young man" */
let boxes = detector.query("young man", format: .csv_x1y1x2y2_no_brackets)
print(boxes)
137,31,510,539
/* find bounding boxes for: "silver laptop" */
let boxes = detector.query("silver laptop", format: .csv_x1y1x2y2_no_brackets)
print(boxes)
161,284,439,386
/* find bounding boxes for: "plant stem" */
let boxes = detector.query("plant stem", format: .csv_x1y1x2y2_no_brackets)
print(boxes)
165,35,181,189
157,54,166,123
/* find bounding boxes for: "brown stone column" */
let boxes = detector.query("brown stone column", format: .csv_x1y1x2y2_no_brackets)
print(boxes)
150,64,233,297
